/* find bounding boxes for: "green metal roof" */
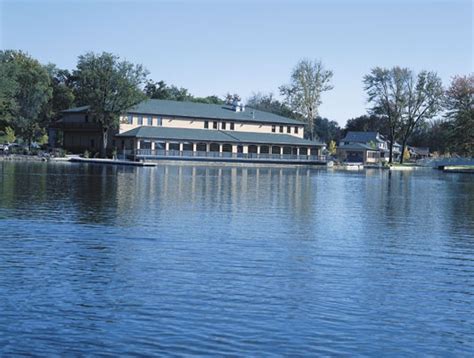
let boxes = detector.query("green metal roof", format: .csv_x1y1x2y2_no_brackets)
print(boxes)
61,100,305,126
117,126,323,146
338,143,378,151
341,131,385,143
127,99,304,125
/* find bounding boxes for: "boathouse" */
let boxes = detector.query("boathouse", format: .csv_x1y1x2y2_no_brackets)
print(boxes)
55,99,326,164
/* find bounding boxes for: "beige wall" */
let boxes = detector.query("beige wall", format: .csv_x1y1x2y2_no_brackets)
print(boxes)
118,115,305,138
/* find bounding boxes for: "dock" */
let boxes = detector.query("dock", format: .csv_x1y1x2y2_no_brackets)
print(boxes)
69,157,157,167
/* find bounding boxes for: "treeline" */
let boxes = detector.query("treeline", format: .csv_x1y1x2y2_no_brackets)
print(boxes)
0,50,225,155
0,50,472,159
247,65,473,162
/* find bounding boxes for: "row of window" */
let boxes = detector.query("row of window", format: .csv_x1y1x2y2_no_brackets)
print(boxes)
203,121,300,134
135,140,319,155
124,115,301,135
204,121,236,130
272,125,299,134
126,115,162,126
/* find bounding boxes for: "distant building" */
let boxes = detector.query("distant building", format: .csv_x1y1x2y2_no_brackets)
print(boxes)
52,99,326,164
337,142,380,165
338,131,402,163
408,146,430,160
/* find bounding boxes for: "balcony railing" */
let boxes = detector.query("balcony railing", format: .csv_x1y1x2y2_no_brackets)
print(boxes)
122,149,326,163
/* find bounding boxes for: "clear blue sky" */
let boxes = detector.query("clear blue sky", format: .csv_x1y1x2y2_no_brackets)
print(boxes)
1,0,472,125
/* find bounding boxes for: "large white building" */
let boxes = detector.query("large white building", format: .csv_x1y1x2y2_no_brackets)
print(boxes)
55,99,326,164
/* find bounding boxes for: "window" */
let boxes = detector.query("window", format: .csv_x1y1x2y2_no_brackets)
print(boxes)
294,126,299,134
271,125,276,133
140,140,152,150
85,115,89,123
279,126,283,133
287,126,291,133
157,117,162,126
230,123,235,130
138,116,143,125
222,122,226,130
128,115,133,124
147,117,152,125
204,121,209,129
213,121,218,129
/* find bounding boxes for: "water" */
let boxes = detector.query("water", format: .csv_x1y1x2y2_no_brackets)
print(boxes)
0,161,473,356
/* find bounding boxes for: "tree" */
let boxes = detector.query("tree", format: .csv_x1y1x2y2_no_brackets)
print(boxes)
410,119,455,155
193,95,224,104
364,67,409,163
246,92,299,119
73,52,148,157
403,147,411,162
0,50,52,149
313,116,341,143
144,80,223,104
344,114,389,135
444,74,474,156
0,56,19,130
0,126,16,143
398,70,444,163
280,59,333,140
42,64,75,125
328,140,337,155
144,80,192,101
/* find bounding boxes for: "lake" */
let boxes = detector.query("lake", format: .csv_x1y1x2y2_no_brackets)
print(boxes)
0,161,473,356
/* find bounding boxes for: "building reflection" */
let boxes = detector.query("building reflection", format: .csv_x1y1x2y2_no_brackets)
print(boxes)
110,164,318,230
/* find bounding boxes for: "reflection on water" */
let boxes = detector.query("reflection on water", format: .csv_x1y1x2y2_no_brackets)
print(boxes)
0,161,473,356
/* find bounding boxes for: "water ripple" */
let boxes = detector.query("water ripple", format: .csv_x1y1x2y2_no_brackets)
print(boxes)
0,162,473,356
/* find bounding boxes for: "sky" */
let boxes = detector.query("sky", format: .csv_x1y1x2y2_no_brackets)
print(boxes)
0,0,472,126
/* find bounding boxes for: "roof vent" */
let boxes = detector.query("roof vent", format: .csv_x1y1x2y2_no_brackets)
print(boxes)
231,94,242,112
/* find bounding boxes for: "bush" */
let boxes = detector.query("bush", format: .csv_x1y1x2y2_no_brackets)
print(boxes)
83,150,90,158
50,148,66,157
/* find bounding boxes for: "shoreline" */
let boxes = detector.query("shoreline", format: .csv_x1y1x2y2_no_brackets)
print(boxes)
3,154,474,173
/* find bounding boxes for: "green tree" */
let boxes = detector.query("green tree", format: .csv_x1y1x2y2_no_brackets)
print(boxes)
280,59,333,140
344,114,389,135
246,92,299,119
364,67,409,163
42,64,75,125
73,52,148,157
313,116,341,143
410,119,454,155
0,50,52,149
0,126,16,144
5,126,15,143
192,95,224,104
0,56,19,130
144,80,192,101
398,70,444,164
444,74,474,156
